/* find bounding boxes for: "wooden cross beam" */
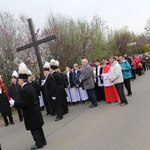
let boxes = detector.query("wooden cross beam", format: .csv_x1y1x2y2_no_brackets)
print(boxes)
16,18,56,79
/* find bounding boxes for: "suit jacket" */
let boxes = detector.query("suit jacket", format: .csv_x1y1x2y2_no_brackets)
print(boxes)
31,78,41,97
14,83,44,130
64,71,74,88
72,69,83,87
8,83,21,102
80,64,95,90
44,74,60,108
52,71,67,99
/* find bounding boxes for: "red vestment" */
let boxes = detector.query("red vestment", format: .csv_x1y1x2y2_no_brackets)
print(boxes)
103,65,120,103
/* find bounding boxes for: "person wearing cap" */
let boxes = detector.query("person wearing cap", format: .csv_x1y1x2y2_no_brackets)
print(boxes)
50,59,68,114
43,61,63,121
8,71,23,122
9,63,46,149
0,76,15,127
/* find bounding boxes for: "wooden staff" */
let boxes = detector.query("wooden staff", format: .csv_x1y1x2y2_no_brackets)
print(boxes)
0,77,10,100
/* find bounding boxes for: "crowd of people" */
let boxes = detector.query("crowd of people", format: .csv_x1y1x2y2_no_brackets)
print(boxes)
0,52,150,149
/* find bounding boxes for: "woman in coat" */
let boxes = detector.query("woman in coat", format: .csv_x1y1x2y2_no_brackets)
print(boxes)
119,56,132,96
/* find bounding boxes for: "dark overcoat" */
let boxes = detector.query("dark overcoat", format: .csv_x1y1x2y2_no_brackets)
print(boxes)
14,83,44,130
0,93,12,117
44,74,61,108
31,78,41,97
52,71,67,99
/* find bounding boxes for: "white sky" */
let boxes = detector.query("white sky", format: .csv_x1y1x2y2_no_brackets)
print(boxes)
0,0,150,34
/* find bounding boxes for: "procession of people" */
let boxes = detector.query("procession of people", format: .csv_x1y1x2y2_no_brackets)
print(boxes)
0,52,150,149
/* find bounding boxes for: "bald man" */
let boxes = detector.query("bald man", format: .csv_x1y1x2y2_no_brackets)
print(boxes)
79,59,97,108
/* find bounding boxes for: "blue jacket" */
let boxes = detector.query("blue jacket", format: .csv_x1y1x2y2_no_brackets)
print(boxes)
119,61,132,79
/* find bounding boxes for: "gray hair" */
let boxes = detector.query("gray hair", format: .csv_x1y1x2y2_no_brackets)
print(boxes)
82,59,88,63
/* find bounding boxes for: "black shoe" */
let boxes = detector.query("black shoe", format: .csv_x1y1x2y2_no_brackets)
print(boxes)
5,124,9,127
55,117,63,121
127,94,132,97
30,145,43,149
10,122,15,125
89,104,97,108
19,119,23,122
43,141,47,146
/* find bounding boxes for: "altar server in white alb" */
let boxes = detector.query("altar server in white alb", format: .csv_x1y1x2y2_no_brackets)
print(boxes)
72,63,88,103
65,66,80,104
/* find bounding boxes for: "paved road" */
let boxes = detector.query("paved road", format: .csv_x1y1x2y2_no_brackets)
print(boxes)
1,71,150,150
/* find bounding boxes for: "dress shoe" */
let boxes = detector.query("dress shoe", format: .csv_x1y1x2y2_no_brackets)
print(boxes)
55,117,63,121
5,124,9,127
117,102,121,105
19,119,23,122
43,141,47,146
46,113,50,115
127,94,132,97
10,122,15,125
89,104,97,108
120,103,128,106
30,145,43,149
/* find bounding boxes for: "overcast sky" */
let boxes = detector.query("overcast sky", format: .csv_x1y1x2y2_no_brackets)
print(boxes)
0,0,150,34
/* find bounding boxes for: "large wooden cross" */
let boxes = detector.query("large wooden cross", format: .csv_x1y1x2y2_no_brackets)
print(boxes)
17,18,56,79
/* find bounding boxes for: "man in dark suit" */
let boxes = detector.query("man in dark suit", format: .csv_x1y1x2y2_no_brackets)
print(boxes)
50,59,68,115
9,63,46,150
79,59,98,108
43,62,63,121
8,71,23,122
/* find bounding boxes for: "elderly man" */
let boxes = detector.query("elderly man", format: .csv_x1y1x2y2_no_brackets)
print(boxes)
109,56,128,106
79,59,97,108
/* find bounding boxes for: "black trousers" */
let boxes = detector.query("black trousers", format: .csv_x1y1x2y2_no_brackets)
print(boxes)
124,78,132,95
131,69,136,80
17,109,23,121
31,127,46,147
3,115,14,125
136,68,142,76
55,106,63,119
95,84,105,101
115,83,128,104
86,88,97,106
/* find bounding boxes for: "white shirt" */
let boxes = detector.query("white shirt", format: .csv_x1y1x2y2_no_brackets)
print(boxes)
97,65,104,87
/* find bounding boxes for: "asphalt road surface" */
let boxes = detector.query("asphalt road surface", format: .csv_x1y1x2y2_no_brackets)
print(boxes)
0,71,150,150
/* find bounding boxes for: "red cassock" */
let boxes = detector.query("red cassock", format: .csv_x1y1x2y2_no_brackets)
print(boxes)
102,65,120,103
0,78,10,100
